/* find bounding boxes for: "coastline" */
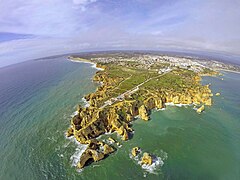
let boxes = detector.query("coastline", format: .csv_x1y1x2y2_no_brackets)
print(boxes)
1,53,239,179
65,54,215,170
67,136,88,168
216,68,240,74
68,57,104,71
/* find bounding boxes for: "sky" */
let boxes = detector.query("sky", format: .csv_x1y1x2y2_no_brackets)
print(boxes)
0,0,240,67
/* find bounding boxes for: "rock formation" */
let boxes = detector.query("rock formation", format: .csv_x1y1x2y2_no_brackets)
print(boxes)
141,152,153,165
131,147,140,157
108,137,116,143
66,60,215,169
66,127,74,137
196,105,205,113
216,92,220,96
77,139,114,169
138,105,149,121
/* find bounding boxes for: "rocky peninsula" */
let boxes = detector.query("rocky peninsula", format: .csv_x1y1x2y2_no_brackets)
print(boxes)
66,52,219,169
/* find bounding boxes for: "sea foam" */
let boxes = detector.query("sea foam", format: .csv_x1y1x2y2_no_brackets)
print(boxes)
81,97,90,107
129,149,168,175
67,136,88,167
165,102,190,107
71,110,78,117
139,156,164,174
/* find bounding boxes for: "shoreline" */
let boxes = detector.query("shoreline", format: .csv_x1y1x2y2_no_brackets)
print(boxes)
65,54,215,170
68,57,104,71
216,68,240,74
66,136,88,168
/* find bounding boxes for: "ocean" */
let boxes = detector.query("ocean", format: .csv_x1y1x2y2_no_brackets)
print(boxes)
0,56,239,180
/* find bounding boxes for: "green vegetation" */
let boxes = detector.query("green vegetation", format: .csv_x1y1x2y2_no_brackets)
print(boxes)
150,63,170,70
202,68,216,75
141,69,197,92
96,63,159,102
72,56,210,108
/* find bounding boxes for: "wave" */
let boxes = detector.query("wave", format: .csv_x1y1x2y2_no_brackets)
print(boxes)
81,97,90,108
68,59,104,71
139,156,164,174
91,63,104,71
67,136,88,168
129,149,168,175
165,102,191,107
70,110,78,118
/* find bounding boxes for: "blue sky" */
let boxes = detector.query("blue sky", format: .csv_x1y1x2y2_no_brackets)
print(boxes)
0,0,240,67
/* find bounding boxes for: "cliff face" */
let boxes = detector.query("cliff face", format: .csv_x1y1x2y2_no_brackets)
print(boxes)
67,63,214,169
139,105,149,121
77,139,114,169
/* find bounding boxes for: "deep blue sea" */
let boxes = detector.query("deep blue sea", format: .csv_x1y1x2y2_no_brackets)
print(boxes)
0,56,239,180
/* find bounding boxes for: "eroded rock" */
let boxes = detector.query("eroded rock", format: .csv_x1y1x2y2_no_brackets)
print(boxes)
77,140,115,169
196,105,205,113
131,147,140,157
141,152,153,165
139,105,149,121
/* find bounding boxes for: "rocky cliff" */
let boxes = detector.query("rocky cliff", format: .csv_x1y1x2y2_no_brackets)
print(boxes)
67,62,214,169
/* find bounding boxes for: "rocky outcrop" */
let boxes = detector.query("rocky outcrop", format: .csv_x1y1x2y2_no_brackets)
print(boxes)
66,127,74,137
196,105,205,113
155,98,164,109
216,92,220,96
77,140,114,169
144,97,156,109
139,105,149,121
108,137,115,143
103,143,114,154
131,147,140,157
70,105,135,144
67,61,214,170
141,152,153,165
163,83,212,107
69,76,213,168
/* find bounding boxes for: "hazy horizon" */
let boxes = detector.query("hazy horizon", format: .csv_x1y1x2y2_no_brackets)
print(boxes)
0,0,240,67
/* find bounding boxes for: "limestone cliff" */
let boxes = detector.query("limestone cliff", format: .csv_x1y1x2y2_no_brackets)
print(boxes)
138,105,149,121
77,139,114,169
67,62,214,169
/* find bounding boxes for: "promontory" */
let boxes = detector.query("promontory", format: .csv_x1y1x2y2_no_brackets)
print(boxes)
66,52,222,169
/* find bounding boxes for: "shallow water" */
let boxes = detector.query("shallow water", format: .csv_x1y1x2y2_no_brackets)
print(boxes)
0,56,239,180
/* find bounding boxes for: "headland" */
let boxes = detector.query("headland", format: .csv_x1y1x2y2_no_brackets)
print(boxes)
66,52,238,169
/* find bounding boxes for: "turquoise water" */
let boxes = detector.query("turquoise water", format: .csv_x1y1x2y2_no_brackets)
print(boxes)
0,56,239,180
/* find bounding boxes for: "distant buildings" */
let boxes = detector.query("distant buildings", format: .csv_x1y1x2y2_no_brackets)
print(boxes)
90,53,235,73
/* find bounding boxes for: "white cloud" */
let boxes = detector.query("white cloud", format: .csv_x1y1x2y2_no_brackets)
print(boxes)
0,0,97,37
72,0,97,5
0,0,240,67
72,0,97,11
